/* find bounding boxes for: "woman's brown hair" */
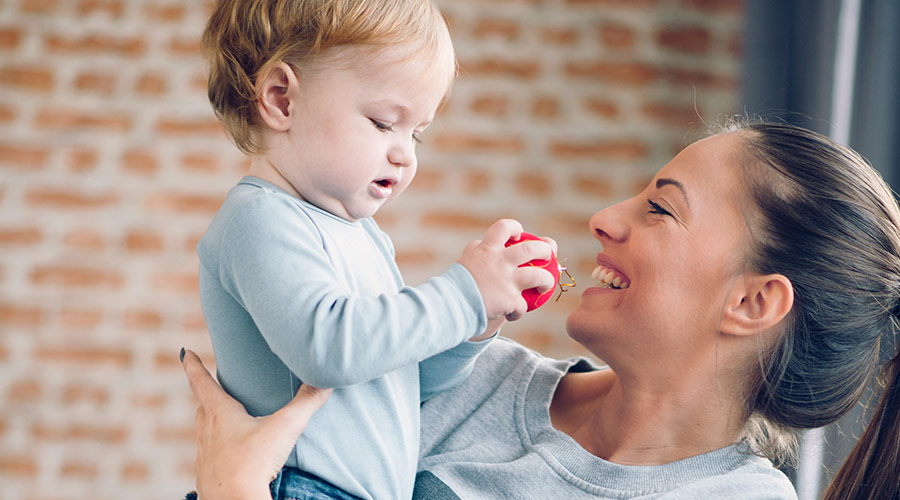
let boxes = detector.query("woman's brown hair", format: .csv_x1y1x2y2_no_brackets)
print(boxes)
727,120,900,496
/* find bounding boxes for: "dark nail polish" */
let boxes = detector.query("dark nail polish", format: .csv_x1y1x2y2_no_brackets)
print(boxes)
179,347,186,363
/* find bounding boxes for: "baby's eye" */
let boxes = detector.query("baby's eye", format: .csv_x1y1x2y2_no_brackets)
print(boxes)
412,132,423,145
370,119,394,132
647,200,672,217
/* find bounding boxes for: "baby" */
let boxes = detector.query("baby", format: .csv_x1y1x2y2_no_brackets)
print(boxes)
196,0,553,499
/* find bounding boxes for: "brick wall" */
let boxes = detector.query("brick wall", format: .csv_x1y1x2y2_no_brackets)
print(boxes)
0,0,743,497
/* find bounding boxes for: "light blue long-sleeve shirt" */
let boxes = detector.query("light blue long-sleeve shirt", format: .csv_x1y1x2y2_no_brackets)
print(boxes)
197,177,490,500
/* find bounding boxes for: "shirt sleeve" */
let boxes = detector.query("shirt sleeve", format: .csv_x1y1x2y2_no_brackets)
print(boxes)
203,195,487,388
418,333,497,402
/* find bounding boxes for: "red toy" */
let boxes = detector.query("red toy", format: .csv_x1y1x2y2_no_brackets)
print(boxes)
505,232,561,311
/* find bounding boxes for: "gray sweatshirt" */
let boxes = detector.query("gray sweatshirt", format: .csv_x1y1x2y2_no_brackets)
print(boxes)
416,337,799,499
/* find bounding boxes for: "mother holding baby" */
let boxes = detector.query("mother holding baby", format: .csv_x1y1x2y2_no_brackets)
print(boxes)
183,120,900,499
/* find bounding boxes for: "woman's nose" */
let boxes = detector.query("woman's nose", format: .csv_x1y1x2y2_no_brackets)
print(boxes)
589,199,631,243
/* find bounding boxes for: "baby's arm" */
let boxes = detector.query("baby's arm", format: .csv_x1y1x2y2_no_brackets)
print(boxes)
457,219,556,322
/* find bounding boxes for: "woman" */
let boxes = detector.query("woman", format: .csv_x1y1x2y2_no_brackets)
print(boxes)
182,120,900,499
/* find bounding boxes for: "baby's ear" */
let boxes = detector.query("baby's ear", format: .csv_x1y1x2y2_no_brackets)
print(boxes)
256,61,298,132
720,272,794,337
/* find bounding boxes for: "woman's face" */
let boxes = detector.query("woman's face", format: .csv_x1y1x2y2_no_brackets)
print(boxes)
566,133,751,372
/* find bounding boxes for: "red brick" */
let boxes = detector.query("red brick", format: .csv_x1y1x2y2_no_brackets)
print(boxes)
21,0,58,14
394,248,438,268
662,67,739,89
641,102,702,126
31,266,124,288
62,385,109,405
0,456,37,477
432,132,524,154
0,64,54,92
146,192,224,214
0,143,49,169
78,0,124,17
121,461,149,481
31,421,129,442
516,172,552,196
60,307,104,328
460,58,541,80
150,271,199,293
655,25,712,54
64,230,107,251
680,0,744,13
73,71,117,94
143,4,186,22
531,96,559,119
0,103,15,122
45,33,146,57
539,27,579,46
472,18,520,40
408,169,444,192
572,174,615,197
156,118,225,136
463,170,491,194
125,229,164,252
0,302,42,327
584,98,620,118
26,188,118,209
66,148,99,172
34,108,131,132
135,72,167,95
180,153,218,172
470,95,510,117
34,346,131,367
123,309,163,330
61,460,99,478
168,36,200,57
0,27,23,50
598,23,636,49
0,227,42,246
155,425,195,442
550,139,648,159
8,379,42,402
121,149,158,174
182,312,208,333
566,0,661,5
421,212,499,231
565,61,658,86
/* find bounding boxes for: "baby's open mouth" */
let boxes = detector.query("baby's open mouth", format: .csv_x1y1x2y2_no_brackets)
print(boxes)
591,265,630,289
374,179,393,188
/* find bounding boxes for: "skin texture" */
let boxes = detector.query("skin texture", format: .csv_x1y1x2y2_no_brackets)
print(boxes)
182,348,332,500
557,133,792,465
250,45,444,222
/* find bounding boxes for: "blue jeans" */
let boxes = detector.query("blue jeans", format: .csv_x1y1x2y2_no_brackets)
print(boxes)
270,467,364,500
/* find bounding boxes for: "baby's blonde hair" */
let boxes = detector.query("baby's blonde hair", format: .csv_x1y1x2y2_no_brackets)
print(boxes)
201,0,456,154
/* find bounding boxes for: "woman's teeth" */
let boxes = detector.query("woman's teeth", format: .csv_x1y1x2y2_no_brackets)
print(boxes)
591,265,629,289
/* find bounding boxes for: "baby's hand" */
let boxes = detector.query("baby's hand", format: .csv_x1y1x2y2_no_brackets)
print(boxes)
457,219,556,322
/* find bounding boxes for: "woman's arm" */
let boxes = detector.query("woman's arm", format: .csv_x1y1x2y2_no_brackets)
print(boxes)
180,348,331,500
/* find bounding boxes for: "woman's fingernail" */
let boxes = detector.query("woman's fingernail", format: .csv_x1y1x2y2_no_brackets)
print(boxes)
179,347,186,363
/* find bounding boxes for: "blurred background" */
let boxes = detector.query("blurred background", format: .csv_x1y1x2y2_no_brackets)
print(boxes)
0,0,896,498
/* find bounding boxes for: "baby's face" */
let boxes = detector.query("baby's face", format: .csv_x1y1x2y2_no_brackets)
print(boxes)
270,45,449,221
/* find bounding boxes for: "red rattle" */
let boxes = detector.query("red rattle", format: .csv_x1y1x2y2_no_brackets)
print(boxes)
504,232,575,311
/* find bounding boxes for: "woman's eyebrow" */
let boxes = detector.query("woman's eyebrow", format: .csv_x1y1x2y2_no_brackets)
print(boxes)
656,178,690,208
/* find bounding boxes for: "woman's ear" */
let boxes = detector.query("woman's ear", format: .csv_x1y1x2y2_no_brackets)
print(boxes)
256,61,298,132
720,273,794,337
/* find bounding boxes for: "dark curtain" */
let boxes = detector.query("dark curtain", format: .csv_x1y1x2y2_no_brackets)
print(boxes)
742,1,900,498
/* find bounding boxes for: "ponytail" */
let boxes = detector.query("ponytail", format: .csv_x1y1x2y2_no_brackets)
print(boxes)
823,346,900,499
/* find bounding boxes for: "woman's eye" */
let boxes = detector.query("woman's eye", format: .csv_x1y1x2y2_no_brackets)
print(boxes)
370,119,393,132
647,200,672,217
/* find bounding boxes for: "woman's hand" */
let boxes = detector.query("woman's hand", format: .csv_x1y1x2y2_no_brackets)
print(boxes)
181,348,332,500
